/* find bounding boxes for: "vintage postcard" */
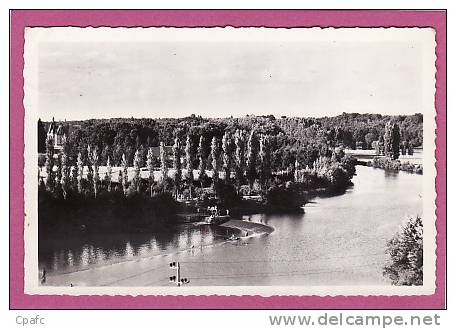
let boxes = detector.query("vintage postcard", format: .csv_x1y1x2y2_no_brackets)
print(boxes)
21,26,438,298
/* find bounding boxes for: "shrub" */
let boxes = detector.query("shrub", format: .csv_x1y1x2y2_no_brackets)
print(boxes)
298,173,319,189
266,182,306,208
340,154,357,179
238,185,250,196
415,165,423,174
214,181,241,207
197,173,211,188
383,216,423,285
370,157,423,175
327,165,350,191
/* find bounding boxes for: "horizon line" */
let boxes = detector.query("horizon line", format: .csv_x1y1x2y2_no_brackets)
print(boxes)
39,112,423,122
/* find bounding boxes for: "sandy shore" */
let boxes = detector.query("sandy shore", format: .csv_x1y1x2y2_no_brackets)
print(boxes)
220,219,274,237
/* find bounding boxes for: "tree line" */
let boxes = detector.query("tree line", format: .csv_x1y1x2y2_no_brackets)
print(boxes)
40,126,360,204
38,112,422,171
40,128,278,199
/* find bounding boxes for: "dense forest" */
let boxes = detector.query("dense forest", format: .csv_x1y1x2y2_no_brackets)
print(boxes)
38,112,423,171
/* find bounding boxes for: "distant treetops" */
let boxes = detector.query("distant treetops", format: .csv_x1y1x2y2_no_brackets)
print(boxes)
37,113,422,167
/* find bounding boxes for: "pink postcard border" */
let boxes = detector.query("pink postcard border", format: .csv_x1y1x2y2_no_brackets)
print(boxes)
9,10,446,309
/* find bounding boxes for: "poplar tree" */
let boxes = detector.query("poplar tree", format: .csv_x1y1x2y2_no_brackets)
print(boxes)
121,153,128,195
92,148,99,198
378,135,385,156
76,152,84,194
117,169,123,185
392,123,401,160
259,135,272,190
146,148,155,197
44,137,54,191
373,140,381,156
133,149,141,192
185,135,194,199
222,131,233,183
172,137,182,198
384,121,401,160
105,156,112,192
211,136,219,189
101,145,111,165
71,161,78,190
234,130,245,193
197,136,206,186
60,152,70,199
54,154,62,190
294,158,300,182
86,145,94,187
159,142,168,191
246,130,258,193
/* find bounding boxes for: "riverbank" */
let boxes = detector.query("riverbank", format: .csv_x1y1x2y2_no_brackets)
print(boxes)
39,183,342,235
39,168,354,236
367,157,423,174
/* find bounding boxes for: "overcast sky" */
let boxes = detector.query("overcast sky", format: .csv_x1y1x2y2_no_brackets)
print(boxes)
31,27,434,121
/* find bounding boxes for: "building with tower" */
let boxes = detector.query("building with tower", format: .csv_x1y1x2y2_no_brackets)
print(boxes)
46,117,68,153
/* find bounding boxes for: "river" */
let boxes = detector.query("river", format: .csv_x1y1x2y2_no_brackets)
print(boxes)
39,165,422,287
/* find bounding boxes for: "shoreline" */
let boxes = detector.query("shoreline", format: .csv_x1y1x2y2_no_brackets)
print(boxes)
220,219,274,238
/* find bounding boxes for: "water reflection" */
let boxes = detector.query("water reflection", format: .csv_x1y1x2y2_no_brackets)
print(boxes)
39,223,235,275
383,169,399,179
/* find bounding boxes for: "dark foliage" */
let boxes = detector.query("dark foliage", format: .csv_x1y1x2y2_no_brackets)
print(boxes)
38,118,47,153
368,157,423,175
266,182,307,209
383,216,423,285
39,187,180,234
214,181,242,207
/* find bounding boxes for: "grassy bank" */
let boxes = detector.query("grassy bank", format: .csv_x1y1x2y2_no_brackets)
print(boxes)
367,157,423,174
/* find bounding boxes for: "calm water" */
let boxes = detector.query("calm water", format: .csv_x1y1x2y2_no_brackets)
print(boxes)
39,166,422,286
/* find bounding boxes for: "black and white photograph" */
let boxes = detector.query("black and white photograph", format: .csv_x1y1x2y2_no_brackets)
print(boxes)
23,27,437,296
